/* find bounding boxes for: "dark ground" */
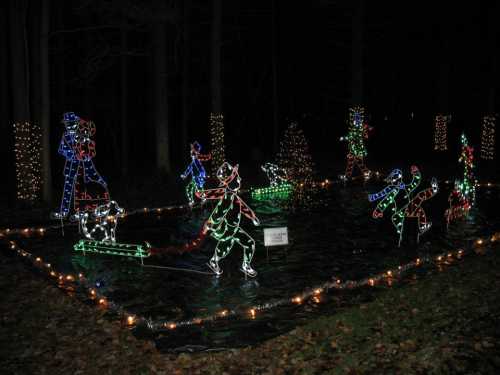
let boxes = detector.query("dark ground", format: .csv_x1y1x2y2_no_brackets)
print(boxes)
1,156,499,374
1,229,500,374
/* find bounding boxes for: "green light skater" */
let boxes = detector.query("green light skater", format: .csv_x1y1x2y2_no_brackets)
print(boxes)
197,162,260,277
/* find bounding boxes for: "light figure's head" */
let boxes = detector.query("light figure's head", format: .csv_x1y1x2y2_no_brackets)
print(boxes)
385,168,403,185
217,162,241,191
61,112,80,132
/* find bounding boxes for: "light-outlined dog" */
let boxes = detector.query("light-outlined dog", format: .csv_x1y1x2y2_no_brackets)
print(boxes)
261,162,288,187
79,200,124,243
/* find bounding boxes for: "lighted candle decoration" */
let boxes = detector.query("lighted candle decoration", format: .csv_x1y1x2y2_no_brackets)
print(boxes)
480,115,495,160
180,141,211,206
434,114,450,151
52,112,109,219
445,133,477,226
13,122,42,201
340,106,372,180
369,166,438,246
196,162,260,277
209,113,225,177
251,163,293,201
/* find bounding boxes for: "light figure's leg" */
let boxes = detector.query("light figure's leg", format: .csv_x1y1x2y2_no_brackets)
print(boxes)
233,229,257,277
391,210,405,248
83,160,107,187
356,156,370,179
415,207,431,244
60,160,79,215
186,180,196,206
196,178,207,203
345,154,354,179
208,239,234,276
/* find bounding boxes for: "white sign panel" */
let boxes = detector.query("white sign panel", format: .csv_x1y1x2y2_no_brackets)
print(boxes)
264,227,288,247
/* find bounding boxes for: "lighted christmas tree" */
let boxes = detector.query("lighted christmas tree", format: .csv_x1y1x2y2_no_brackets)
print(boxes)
209,113,225,176
276,121,314,187
445,133,476,226
13,122,42,201
433,114,450,151
480,115,495,160
340,106,371,180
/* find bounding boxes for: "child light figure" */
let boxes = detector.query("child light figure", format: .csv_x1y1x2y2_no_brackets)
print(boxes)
340,106,371,180
52,112,108,219
261,162,288,187
369,166,438,247
181,141,211,206
197,162,260,277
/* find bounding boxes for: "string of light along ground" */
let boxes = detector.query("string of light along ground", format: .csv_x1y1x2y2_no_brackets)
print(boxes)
1,179,499,333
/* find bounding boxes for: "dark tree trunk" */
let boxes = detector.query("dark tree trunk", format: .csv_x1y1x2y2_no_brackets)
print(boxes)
56,0,66,111
272,0,279,153
40,0,52,203
486,3,497,113
153,22,171,173
351,0,364,106
30,1,41,129
0,2,10,198
438,62,450,114
211,0,222,114
437,14,450,114
9,0,30,122
120,15,129,176
181,0,191,149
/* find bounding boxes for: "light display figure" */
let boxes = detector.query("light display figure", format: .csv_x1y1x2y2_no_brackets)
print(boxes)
251,162,293,201
480,115,495,160
340,106,371,180
391,178,438,246
196,162,260,277
434,114,450,151
180,141,211,206
445,133,476,226
209,113,225,177
369,166,438,246
80,201,124,243
261,162,288,187
52,112,109,219
75,200,151,259
13,122,42,201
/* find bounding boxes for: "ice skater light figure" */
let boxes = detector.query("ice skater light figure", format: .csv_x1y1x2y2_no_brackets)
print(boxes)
391,177,438,246
196,162,260,277
445,133,476,227
53,112,109,219
369,166,437,246
181,141,211,206
340,106,371,180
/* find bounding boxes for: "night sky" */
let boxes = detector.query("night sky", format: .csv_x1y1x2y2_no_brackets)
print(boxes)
1,0,498,200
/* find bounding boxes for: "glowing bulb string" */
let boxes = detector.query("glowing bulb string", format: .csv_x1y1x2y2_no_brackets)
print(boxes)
1,228,499,331
2,239,141,328
149,231,500,331
1,178,499,240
